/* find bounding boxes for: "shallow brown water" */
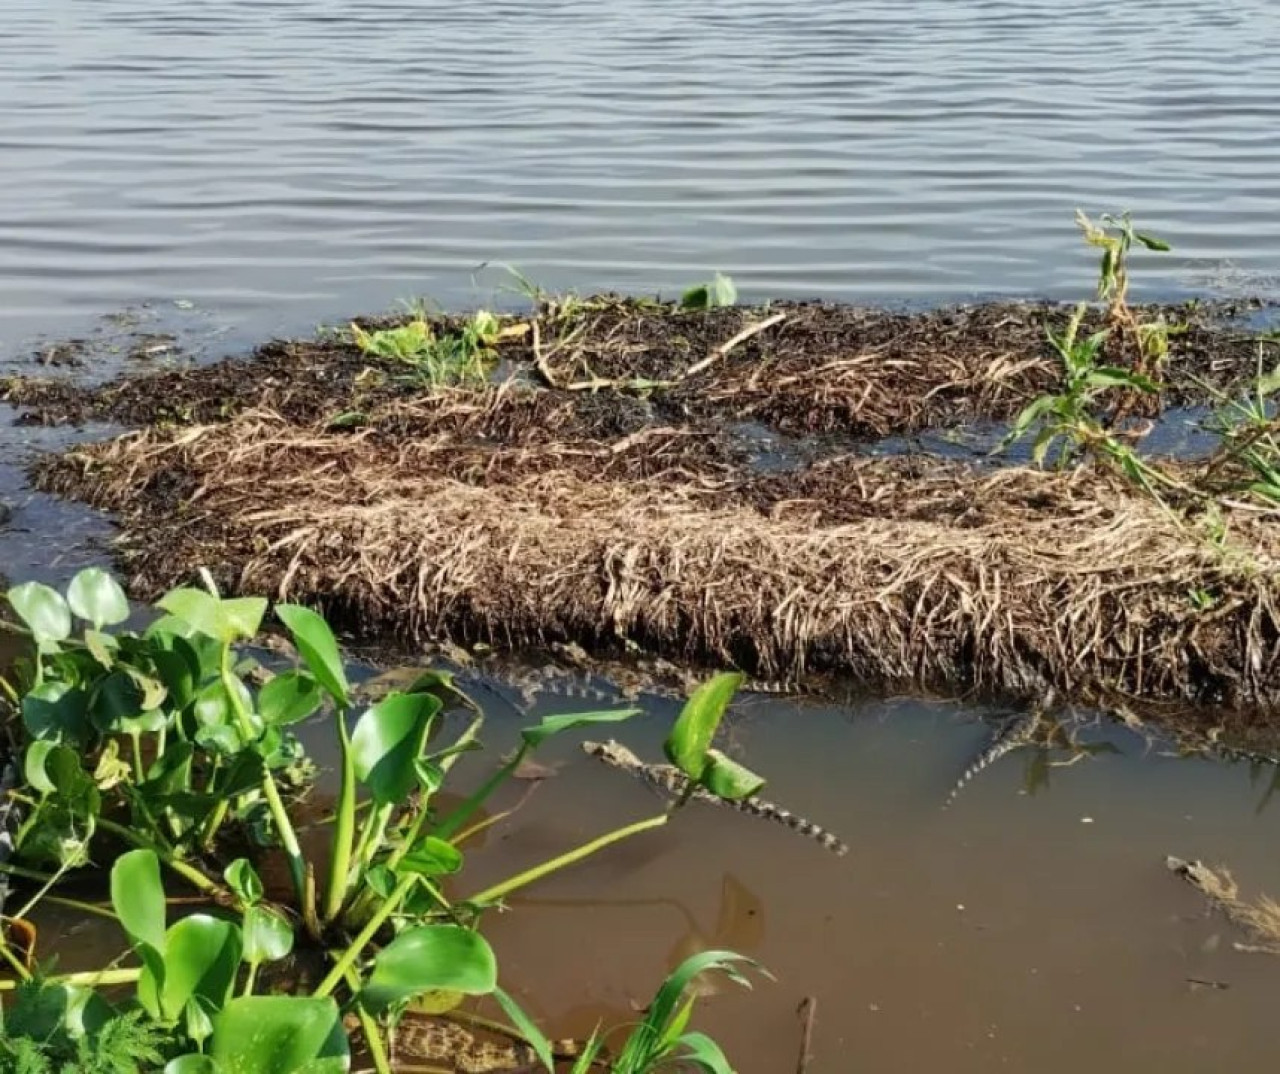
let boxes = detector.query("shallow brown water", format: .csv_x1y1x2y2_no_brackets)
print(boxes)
465,691,1280,1073
4,0,1280,1065
21,675,1280,1072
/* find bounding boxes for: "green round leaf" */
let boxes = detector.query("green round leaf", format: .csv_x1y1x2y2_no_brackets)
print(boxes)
159,915,242,1022
520,707,641,749
90,670,145,733
24,740,60,794
258,671,323,727
224,859,264,906
158,589,230,643
208,996,348,1074
7,581,72,645
351,692,441,806
664,673,744,779
360,925,497,1015
700,748,765,801
399,836,463,877
242,905,294,965
273,605,350,707
22,681,91,743
112,848,167,953
220,598,268,641
67,568,130,629
165,1056,219,1074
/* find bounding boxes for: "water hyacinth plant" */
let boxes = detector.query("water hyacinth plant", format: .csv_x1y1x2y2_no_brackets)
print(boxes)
0,570,767,1072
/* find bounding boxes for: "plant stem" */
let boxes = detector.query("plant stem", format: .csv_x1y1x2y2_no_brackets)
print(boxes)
129,732,145,784
467,813,669,908
220,642,306,903
96,816,224,900
0,940,31,981
41,894,120,921
314,873,417,998
430,747,524,844
385,713,485,872
322,707,356,925
200,798,231,852
0,862,55,883
344,968,393,1074
0,967,143,992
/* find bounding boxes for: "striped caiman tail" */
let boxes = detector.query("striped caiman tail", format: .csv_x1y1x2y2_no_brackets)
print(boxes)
583,739,849,857
945,690,1057,808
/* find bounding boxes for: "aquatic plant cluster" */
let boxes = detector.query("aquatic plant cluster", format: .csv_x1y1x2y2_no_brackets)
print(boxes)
0,571,766,1072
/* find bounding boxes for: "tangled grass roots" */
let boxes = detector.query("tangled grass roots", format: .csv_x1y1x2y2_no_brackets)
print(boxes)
37,409,1280,710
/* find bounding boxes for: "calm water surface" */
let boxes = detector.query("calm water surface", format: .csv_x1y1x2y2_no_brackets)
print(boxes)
2,0,1280,348
6,3,1280,1070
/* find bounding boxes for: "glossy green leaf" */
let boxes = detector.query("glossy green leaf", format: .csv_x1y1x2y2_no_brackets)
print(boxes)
674,1031,736,1074
186,996,217,1047
157,915,241,1021
224,859,264,906
399,836,463,877
520,707,641,748
258,671,323,726
242,905,294,965
145,740,196,794
158,589,230,643
700,748,765,801
619,951,760,1070
7,581,72,645
66,568,130,629
207,996,348,1074
274,604,350,707
84,629,118,668
152,638,202,710
194,678,260,744
350,692,441,805
360,925,497,1015
664,673,744,780
90,670,145,732
165,1056,219,1074
1134,232,1172,252
21,680,91,743
492,988,554,1073
23,740,60,794
112,848,167,953
415,759,445,795
220,598,269,641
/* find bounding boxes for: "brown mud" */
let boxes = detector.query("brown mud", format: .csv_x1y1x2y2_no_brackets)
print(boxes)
11,296,1280,725
1,297,1269,437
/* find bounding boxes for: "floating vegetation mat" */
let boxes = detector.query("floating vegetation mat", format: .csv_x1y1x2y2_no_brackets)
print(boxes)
12,296,1280,712
3,297,1266,434
33,406,1280,713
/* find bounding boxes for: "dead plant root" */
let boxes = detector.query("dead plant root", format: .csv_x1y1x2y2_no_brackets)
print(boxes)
34,404,1280,711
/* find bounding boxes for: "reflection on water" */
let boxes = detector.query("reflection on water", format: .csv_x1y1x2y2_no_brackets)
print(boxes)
460,689,1280,1073
3,0,1280,346
12,669,1280,1071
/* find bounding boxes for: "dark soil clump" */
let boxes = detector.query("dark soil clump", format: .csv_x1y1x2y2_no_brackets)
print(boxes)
3,298,1270,443
14,294,1280,721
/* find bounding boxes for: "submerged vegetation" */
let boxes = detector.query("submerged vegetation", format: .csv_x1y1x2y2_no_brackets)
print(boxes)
0,571,773,1072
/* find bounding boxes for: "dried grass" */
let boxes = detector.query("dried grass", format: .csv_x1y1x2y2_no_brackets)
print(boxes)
36,400,1280,709
1166,856,1280,954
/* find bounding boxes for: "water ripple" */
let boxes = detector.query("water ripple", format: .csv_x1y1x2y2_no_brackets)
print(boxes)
2,0,1279,338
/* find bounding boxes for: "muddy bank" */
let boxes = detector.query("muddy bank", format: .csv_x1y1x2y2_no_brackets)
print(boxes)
2,297,1270,439
34,399,1280,711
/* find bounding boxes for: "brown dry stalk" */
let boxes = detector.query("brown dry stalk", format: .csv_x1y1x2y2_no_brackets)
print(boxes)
1166,856,1280,954
33,408,1280,710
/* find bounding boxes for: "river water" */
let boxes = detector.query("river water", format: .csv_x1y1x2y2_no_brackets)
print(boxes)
3,0,1280,348
4,2,1280,1071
